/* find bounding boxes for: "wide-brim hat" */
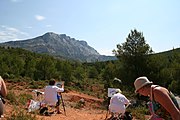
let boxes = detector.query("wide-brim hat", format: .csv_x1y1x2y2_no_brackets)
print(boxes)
115,89,122,93
134,76,153,93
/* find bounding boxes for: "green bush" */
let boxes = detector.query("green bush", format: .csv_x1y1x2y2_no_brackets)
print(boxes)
3,73,10,79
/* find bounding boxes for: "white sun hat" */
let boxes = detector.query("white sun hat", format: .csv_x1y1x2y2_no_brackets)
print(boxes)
134,76,153,93
115,89,122,93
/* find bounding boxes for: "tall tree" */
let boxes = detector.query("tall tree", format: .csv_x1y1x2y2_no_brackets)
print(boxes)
113,29,153,83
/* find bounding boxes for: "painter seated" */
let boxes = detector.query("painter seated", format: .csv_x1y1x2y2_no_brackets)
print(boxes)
44,79,64,113
109,89,130,116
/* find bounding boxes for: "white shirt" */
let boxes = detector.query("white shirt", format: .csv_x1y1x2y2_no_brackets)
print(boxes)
109,93,129,114
44,85,64,105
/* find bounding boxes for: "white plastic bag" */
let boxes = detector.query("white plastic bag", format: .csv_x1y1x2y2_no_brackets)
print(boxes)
27,99,41,112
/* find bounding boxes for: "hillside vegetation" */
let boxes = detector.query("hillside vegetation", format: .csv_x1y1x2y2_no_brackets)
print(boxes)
0,46,180,95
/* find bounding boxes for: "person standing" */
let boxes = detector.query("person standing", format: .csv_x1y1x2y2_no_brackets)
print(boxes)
134,76,180,120
0,76,7,118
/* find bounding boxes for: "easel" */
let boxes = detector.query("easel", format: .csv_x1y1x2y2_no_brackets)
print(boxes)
56,81,66,116
105,97,111,120
59,92,66,116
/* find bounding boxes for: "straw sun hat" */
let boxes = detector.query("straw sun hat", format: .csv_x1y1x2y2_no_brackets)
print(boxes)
134,76,153,93
115,89,122,93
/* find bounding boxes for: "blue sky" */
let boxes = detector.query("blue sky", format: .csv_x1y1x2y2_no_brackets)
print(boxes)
0,0,179,55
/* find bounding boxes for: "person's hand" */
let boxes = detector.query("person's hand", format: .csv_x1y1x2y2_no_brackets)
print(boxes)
125,103,131,108
61,81,64,88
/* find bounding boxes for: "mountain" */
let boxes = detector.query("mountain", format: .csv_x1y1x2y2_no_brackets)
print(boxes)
0,32,117,62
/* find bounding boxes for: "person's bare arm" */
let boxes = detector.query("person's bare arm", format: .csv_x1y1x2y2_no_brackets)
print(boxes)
61,83,64,89
154,87,180,120
0,76,7,97
57,82,64,93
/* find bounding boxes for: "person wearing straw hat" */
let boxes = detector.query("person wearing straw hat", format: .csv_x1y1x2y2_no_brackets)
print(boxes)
134,76,180,120
109,89,130,118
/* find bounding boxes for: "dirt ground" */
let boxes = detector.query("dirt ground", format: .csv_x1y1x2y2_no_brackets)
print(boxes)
38,107,106,120
4,90,110,120
39,91,107,120
3,82,150,120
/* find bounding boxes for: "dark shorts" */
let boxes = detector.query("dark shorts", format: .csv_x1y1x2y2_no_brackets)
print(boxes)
56,94,61,107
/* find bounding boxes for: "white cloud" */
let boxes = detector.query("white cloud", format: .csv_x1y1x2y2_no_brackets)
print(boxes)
0,25,29,43
97,48,114,56
35,15,45,21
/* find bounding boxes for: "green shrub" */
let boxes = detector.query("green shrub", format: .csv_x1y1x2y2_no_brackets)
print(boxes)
3,73,10,79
